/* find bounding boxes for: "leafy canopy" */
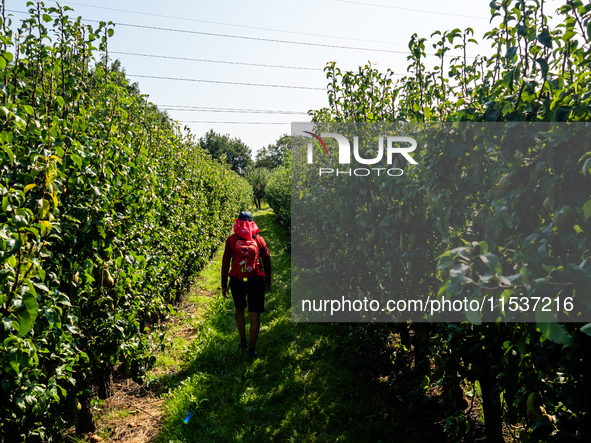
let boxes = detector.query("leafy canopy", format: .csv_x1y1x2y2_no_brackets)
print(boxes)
199,129,254,175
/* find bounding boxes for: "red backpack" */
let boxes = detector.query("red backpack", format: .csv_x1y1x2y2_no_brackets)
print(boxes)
230,235,264,281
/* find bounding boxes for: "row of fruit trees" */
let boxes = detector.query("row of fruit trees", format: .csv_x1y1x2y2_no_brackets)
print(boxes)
296,1,591,441
0,3,252,439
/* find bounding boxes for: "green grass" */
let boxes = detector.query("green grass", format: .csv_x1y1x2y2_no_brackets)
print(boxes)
153,208,444,442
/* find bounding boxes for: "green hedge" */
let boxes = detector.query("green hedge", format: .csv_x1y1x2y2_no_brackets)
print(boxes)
0,5,251,440
265,166,291,225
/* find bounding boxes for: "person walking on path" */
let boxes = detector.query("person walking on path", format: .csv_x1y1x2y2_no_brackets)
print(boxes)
221,211,272,358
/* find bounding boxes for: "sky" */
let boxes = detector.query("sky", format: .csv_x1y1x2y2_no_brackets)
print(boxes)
4,0,545,158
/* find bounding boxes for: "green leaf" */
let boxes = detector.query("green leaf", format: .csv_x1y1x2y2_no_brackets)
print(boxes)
480,253,502,275
70,153,82,169
1,144,14,163
580,323,591,337
2,51,13,63
567,263,590,297
448,263,469,294
478,241,488,254
15,291,38,337
536,304,573,346
537,29,552,48
505,46,517,60
466,298,482,325
536,321,573,346
42,13,52,22
555,106,572,122
520,266,532,285
23,184,36,194
583,199,591,221
486,109,499,122
562,30,576,41
534,58,549,79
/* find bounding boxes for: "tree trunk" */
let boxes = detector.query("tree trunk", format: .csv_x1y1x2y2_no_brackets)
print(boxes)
478,372,505,443
75,394,95,434
95,362,113,399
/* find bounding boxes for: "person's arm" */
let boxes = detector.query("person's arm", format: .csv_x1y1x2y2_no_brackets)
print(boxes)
221,236,233,297
257,236,272,290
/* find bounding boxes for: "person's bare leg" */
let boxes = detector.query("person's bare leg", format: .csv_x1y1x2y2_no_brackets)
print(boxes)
248,312,261,349
235,308,246,340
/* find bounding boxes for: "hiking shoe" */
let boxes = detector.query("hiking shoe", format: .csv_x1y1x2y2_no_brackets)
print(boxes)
238,339,248,349
247,348,257,358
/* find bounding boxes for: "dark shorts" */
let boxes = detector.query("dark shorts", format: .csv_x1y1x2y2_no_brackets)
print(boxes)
229,276,265,313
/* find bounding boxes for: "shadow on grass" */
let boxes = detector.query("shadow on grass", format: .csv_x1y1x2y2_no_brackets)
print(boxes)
154,209,446,443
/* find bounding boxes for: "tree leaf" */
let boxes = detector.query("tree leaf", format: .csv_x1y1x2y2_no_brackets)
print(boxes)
448,263,469,294
537,29,553,48
567,263,590,298
580,323,591,337
70,153,82,169
535,58,549,79
15,291,38,338
536,321,573,346
555,106,572,122
536,303,573,346
583,199,591,221
1,145,14,163
505,46,517,60
480,253,503,275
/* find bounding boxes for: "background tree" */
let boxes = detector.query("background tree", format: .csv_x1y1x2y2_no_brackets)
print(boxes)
266,148,291,226
245,167,271,209
199,129,254,175
255,134,290,169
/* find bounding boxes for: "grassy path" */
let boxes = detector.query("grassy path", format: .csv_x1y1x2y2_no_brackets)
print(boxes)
95,207,447,442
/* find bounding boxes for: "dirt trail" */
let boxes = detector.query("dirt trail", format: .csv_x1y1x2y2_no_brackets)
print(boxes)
86,285,212,442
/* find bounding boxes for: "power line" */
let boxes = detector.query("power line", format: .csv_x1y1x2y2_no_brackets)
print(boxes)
112,51,413,74
127,74,325,90
6,9,484,59
176,121,291,125
334,0,488,19
160,106,307,114
110,51,323,71
5,9,409,55
111,51,413,76
64,1,409,47
112,22,417,56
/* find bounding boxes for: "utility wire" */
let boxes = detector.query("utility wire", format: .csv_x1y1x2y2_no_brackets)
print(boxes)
160,106,307,114
112,51,411,74
110,51,324,71
127,74,325,90
110,22,419,56
112,51,416,76
64,1,410,47
7,9,485,59
334,0,488,19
